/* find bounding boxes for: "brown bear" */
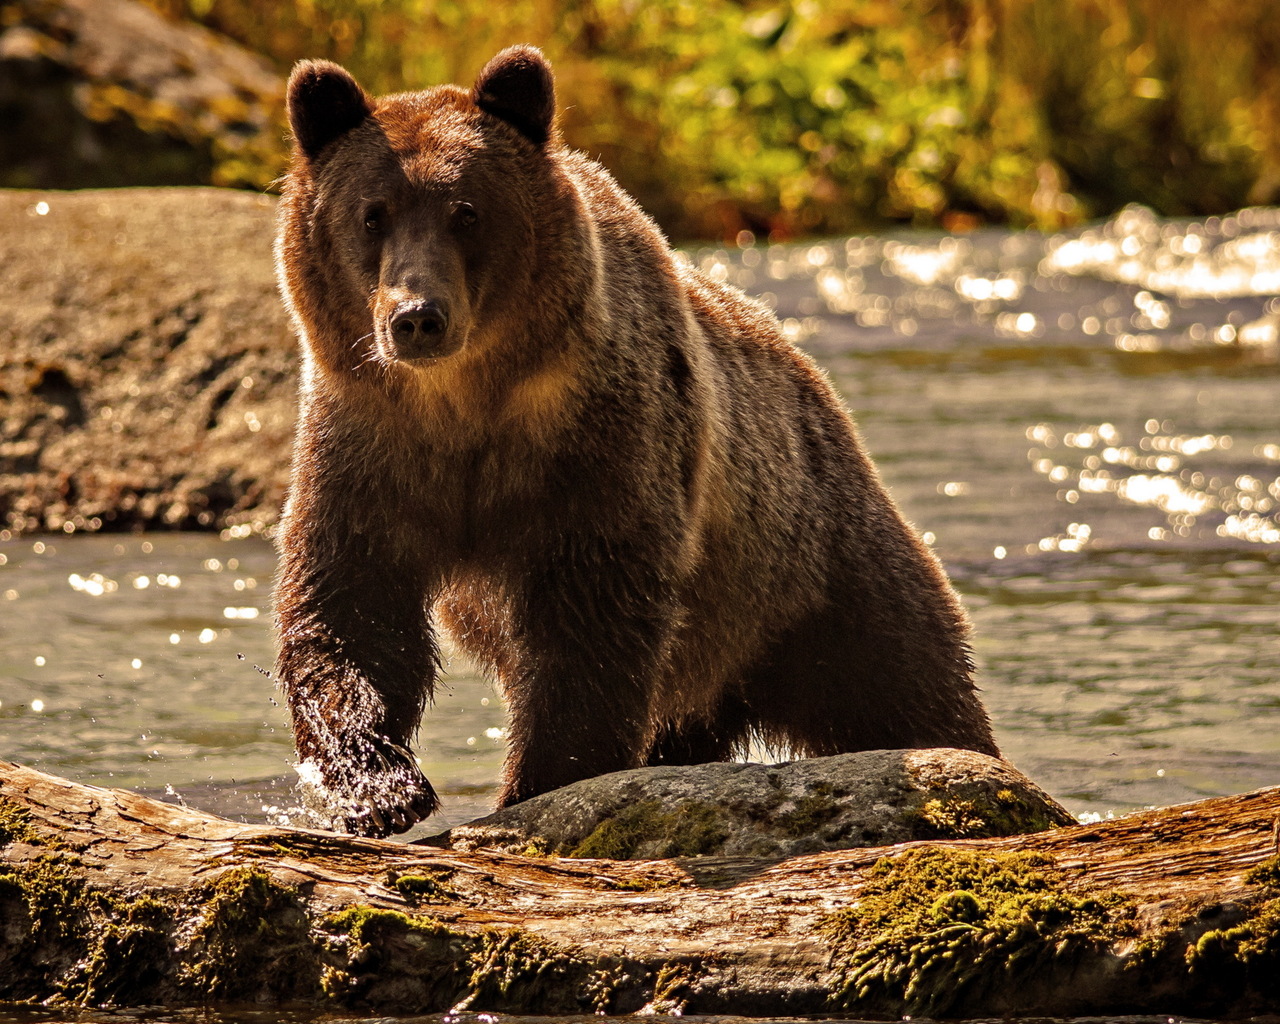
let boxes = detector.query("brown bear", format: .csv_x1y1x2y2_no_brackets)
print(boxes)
273,45,999,837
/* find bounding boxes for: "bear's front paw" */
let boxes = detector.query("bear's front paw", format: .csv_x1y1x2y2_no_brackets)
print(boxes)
299,740,439,838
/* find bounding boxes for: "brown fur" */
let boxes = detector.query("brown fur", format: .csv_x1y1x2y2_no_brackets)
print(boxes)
274,46,999,837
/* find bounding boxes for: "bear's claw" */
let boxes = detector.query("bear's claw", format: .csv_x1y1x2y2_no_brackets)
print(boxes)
341,778,438,838
303,739,439,838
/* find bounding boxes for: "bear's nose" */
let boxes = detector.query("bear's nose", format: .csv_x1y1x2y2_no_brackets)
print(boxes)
390,300,449,342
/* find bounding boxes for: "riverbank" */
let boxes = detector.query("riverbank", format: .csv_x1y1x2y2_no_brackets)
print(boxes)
0,188,293,537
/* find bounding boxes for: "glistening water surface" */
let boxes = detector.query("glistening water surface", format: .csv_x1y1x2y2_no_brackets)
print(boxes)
1,205,1277,836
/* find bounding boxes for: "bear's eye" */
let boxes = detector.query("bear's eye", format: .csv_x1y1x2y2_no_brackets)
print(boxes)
362,205,388,235
453,202,478,229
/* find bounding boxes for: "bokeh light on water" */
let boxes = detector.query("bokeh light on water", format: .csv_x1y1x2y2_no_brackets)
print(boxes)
1,206,1277,835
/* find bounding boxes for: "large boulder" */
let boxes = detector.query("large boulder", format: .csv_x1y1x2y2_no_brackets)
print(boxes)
423,748,1077,860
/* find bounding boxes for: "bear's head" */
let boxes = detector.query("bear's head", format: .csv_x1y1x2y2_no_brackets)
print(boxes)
278,46,584,377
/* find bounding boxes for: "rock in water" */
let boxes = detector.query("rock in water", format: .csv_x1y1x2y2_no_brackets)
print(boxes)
422,748,1076,859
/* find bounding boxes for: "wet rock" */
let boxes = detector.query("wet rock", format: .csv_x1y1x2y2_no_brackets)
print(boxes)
422,748,1077,859
0,187,296,535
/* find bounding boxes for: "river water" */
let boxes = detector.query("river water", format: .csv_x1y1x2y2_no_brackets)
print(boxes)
1,206,1277,841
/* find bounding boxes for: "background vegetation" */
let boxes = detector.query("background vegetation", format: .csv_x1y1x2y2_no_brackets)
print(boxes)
137,0,1280,238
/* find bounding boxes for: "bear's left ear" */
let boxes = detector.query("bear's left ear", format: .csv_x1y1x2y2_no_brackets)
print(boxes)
471,45,557,147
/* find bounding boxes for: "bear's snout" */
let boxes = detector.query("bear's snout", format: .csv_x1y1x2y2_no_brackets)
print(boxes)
386,299,455,361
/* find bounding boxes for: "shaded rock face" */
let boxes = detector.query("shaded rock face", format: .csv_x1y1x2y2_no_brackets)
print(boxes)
425,749,1077,860
0,0,285,191
0,188,296,535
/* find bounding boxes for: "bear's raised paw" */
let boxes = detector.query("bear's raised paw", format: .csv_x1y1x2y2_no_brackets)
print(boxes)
300,740,438,838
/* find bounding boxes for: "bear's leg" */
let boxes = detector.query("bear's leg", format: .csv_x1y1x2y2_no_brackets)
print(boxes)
644,695,751,766
276,537,441,836
742,591,1000,759
494,541,680,807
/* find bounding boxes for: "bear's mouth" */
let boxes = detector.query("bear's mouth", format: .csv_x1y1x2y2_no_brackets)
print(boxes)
380,338,465,365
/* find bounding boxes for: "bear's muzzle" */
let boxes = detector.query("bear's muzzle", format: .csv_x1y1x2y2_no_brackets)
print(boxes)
386,298,457,361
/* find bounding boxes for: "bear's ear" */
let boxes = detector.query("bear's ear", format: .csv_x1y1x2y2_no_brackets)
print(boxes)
287,60,373,160
471,45,556,147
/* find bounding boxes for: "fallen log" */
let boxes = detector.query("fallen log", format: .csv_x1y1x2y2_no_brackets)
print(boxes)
1,758,1277,1018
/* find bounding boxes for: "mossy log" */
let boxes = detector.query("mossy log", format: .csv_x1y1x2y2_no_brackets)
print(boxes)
1,758,1278,1018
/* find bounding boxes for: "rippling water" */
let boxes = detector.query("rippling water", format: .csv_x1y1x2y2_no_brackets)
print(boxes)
1,206,1277,836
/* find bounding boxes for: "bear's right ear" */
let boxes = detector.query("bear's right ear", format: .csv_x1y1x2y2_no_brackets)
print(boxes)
287,60,373,160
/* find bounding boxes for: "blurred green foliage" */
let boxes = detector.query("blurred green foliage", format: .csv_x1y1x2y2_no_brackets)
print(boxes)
143,0,1280,239
1004,0,1279,219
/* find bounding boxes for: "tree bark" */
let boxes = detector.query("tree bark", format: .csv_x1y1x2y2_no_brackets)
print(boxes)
1,757,1277,1017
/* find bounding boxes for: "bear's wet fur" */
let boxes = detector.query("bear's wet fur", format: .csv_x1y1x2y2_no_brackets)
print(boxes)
274,46,999,837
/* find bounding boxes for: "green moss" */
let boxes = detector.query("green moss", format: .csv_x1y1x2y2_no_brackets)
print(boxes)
0,857,87,943
324,904,455,944
570,804,657,859
605,875,680,892
822,847,1133,1016
66,894,173,1006
320,907,589,1013
916,796,988,837
1185,860,1280,999
1245,854,1280,890
644,962,692,1015
389,869,459,904
0,857,183,1006
320,904,474,1007
907,785,1071,840
0,801,44,847
776,786,844,837
180,866,320,1001
982,786,1074,834
661,802,730,857
460,927,590,1012
1186,898,1280,997
568,800,728,859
